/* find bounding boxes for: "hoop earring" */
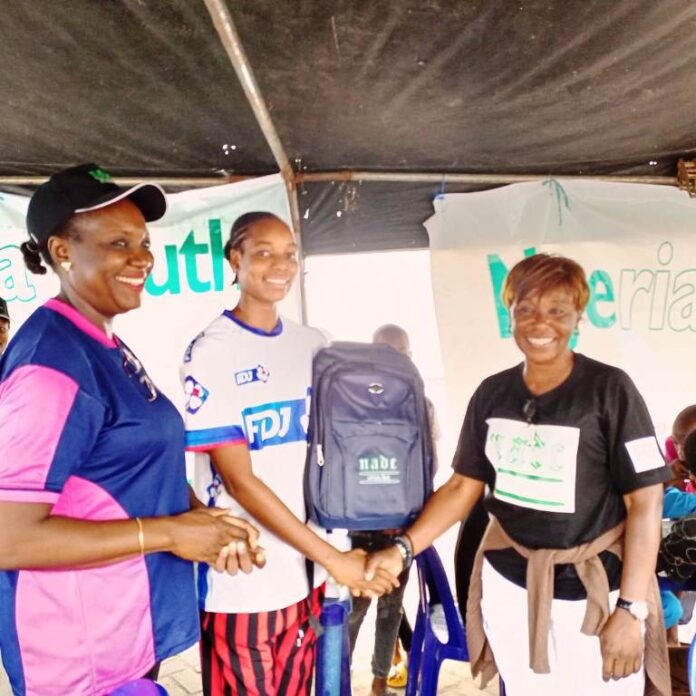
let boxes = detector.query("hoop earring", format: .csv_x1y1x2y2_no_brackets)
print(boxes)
60,261,72,272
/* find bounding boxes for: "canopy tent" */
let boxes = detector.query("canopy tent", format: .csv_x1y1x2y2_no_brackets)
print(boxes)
1,0,695,254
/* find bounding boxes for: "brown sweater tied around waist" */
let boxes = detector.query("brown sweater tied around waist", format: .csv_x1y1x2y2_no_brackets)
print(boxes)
466,516,670,696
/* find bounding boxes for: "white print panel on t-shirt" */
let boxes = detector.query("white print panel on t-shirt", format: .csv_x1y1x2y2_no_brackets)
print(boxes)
485,418,580,513
625,436,664,474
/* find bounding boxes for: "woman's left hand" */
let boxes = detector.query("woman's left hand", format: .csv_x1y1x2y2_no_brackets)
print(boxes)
599,609,643,681
213,515,266,575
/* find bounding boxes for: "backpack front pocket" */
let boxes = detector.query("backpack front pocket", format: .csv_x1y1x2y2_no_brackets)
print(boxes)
332,420,420,522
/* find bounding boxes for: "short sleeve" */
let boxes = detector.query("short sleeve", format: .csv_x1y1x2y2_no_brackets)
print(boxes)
604,371,672,494
451,385,495,486
181,340,246,452
312,326,332,350
0,364,105,504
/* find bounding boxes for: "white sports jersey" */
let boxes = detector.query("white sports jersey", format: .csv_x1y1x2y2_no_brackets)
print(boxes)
182,311,327,613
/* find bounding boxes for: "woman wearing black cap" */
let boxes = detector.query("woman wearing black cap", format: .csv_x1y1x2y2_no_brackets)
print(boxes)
0,164,262,696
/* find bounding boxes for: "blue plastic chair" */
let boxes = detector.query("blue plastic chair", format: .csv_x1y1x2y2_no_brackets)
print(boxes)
658,575,696,695
110,679,168,695
405,546,470,696
315,596,353,696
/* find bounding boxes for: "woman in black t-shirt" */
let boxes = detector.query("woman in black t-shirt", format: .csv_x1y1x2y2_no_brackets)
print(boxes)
366,254,670,696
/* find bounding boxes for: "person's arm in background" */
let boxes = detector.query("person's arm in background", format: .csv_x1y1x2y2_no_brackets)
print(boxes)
211,443,399,597
663,485,696,519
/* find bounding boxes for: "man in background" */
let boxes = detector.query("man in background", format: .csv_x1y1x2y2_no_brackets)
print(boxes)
0,298,10,355
348,324,439,695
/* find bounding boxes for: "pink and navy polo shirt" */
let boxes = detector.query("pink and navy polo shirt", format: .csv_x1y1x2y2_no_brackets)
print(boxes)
0,300,198,696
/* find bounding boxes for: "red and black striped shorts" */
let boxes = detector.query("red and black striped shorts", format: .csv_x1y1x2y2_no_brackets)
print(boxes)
199,585,324,696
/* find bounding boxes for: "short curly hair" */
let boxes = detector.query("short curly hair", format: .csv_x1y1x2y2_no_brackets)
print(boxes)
672,405,696,447
502,253,590,312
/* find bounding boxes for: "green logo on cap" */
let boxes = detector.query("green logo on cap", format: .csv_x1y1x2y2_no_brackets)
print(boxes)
88,168,113,183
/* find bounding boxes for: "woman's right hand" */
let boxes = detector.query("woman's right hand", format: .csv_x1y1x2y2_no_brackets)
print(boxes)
166,508,263,574
364,546,404,584
325,548,400,597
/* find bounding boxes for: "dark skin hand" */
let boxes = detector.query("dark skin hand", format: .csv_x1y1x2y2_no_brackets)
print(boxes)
599,484,662,681
210,442,399,597
188,487,266,574
0,499,261,573
365,473,485,580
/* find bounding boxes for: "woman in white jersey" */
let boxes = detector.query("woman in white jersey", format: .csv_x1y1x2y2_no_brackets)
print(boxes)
182,212,396,696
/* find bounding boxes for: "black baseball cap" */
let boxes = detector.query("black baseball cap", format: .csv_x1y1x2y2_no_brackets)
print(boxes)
26,163,167,244
0,298,8,322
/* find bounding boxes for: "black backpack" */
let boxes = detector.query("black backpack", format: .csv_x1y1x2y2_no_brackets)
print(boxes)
305,341,435,530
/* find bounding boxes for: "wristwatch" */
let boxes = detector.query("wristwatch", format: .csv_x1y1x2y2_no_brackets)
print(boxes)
615,597,649,621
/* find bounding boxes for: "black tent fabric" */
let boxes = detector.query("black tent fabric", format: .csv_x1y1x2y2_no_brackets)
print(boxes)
300,181,497,254
1,1,696,253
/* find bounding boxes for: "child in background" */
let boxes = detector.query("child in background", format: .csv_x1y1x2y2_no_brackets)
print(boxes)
663,405,696,500
658,407,696,642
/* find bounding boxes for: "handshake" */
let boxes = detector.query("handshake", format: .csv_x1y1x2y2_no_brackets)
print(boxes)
209,512,267,576
324,539,411,598
206,511,410,599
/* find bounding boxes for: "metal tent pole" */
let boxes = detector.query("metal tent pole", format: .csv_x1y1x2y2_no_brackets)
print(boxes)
0,170,677,188
202,0,307,322
296,170,677,186
0,175,246,187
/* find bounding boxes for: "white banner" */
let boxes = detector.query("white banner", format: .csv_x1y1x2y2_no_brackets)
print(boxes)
0,174,298,407
425,179,696,439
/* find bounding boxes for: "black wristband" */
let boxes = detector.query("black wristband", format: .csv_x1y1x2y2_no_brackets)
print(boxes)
393,535,413,570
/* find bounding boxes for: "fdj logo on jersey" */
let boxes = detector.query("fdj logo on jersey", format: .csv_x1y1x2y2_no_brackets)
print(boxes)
235,365,270,386
242,397,307,451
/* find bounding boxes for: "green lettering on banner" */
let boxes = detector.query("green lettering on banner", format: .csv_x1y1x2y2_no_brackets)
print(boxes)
180,230,211,293
144,220,229,296
487,247,537,338
209,218,226,292
668,269,696,332
0,244,37,302
586,270,616,328
146,244,181,296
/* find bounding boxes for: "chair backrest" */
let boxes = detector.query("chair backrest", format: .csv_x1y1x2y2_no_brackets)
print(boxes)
416,546,467,651
110,679,167,695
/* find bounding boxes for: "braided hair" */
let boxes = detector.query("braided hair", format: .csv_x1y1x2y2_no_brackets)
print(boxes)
225,212,284,284
20,217,81,276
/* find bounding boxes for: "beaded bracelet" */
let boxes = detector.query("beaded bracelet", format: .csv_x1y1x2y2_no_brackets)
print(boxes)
393,534,414,570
